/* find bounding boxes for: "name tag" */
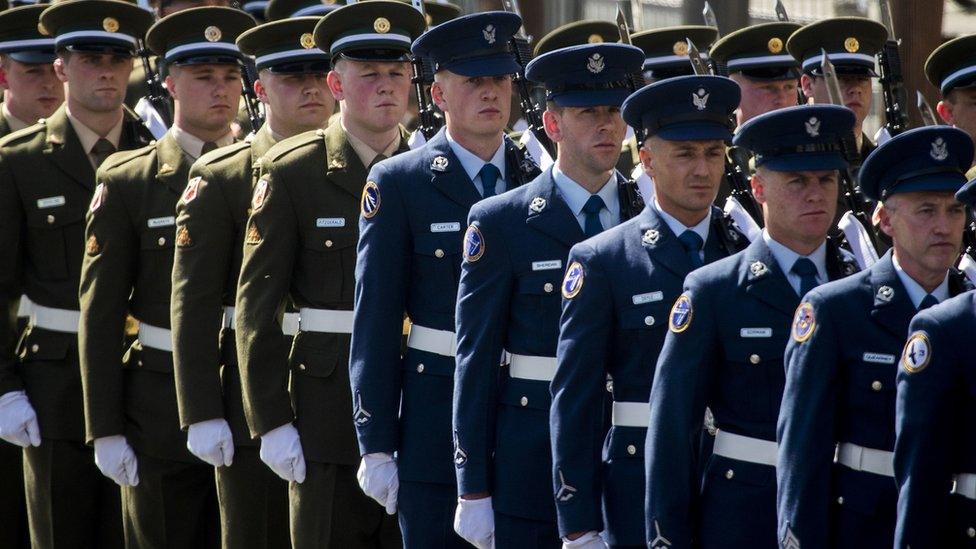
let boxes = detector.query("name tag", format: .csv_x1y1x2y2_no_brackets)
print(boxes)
147,216,175,228
863,352,895,365
740,327,772,338
36,196,66,209
431,222,461,233
316,217,346,228
532,260,562,271
632,291,663,305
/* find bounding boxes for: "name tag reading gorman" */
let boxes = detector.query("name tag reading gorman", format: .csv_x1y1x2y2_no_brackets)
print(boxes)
863,352,896,364
532,260,562,271
631,291,663,305
37,196,66,209
316,217,346,228
431,222,461,233
740,327,773,338
147,216,175,228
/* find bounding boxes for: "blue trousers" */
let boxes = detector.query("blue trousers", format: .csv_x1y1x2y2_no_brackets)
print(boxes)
398,481,467,549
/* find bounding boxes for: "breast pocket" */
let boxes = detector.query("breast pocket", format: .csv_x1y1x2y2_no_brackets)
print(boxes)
297,229,359,303
140,227,176,293
617,301,669,350
513,272,562,328
721,337,787,422
412,231,463,311
24,203,85,281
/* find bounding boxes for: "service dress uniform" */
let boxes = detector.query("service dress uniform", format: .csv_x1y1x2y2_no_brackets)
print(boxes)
925,33,976,182
78,7,253,548
551,75,747,548
644,105,860,549
349,11,541,548
777,126,975,549
234,4,423,547
452,43,646,548
0,3,154,547
170,16,332,549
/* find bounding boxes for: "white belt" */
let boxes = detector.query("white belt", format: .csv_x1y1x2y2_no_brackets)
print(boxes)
835,442,894,477
611,401,650,428
407,324,456,357
29,304,80,334
221,306,300,336
16,295,33,319
508,353,557,382
138,323,173,352
298,308,352,334
954,473,976,500
713,430,778,467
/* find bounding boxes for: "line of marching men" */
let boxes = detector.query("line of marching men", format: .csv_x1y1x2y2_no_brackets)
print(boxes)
0,0,974,548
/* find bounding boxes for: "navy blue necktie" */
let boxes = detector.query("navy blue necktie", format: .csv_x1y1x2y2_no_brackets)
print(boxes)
480,163,500,198
791,257,819,297
918,294,939,311
677,230,704,269
581,195,606,238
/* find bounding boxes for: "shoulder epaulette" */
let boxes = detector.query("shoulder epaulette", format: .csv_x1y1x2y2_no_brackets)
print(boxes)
263,128,325,163
100,142,155,172
198,140,251,166
0,120,46,148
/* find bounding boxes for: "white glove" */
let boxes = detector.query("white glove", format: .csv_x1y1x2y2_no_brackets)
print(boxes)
0,391,40,447
187,418,234,467
357,452,398,514
259,422,305,483
562,531,607,549
94,435,139,486
453,496,495,549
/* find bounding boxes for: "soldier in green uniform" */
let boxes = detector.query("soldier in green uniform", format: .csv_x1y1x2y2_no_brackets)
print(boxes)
924,34,976,178
233,2,424,547
0,2,154,547
77,7,254,547
170,16,334,549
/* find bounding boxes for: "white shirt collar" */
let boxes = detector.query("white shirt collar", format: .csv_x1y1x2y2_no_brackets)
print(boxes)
762,229,828,283
553,163,619,218
445,128,506,184
653,197,710,244
892,252,950,309
170,125,235,160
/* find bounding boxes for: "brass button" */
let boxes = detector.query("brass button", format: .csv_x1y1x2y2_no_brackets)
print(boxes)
871,380,882,392
325,240,333,248
644,316,655,326
417,363,424,373
749,354,761,364
967,527,975,538
725,469,734,479
434,249,445,258
157,237,166,246
543,282,554,293
46,214,55,224
31,344,39,353
520,396,528,407
837,496,844,505
626,444,636,455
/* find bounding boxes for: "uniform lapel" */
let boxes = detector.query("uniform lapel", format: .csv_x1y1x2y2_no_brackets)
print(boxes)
524,169,585,248
155,133,192,195
868,252,917,339
741,238,800,316
42,106,96,191
325,122,370,200
637,206,694,279
426,129,483,208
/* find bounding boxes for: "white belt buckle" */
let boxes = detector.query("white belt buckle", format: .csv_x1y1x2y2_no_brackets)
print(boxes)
954,473,976,500
508,353,557,382
406,324,456,357
713,430,778,467
611,401,650,428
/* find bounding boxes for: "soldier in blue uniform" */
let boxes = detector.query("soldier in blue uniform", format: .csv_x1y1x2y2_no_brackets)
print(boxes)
644,104,861,549
551,74,747,549
776,125,974,549
894,179,976,548
451,42,645,549
349,11,541,548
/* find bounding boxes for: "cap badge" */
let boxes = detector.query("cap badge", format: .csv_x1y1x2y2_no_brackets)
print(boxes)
205,26,222,43
102,17,119,33
877,285,894,302
844,37,859,53
930,137,949,161
805,116,820,137
587,53,605,74
483,24,496,45
588,33,604,44
750,261,768,277
431,155,449,171
673,40,688,56
300,33,315,49
767,37,783,53
692,87,709,111
374,17,391,34
642,229,660,245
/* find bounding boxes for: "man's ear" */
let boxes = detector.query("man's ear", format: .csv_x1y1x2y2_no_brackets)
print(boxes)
430,80,447,112
326,70,343,101
164,74,178,100
751,173,766,204
799,73,814,98
254,78,269,104
638,143,654,179
936,100,954,125
53,57,68,84
542,109,561,142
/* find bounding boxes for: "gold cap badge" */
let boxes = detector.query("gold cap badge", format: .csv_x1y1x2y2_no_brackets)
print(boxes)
768,37,783,54
103,17,119,33
844,37,859,53
204,26,222,43
588,33,604,44
374,17,391,34
300,33,315,49
673,40,688,56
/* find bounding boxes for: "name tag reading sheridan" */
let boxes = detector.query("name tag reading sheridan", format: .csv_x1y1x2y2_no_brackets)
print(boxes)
532,260,562,271
316,217,346,228
147,216,175,228
431,222,461,233
740,327,773,338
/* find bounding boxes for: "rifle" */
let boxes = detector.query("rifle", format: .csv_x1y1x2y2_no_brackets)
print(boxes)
774,0,807,107
410,0,441,140
500,0,556,159
138,41,172,128
686,39,764,228
877,0,909,137
612,6,646,220
241,62,264,131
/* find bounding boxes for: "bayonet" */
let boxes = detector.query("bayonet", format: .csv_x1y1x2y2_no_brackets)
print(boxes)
703,1,721,38
775,0,789,21
917,90,940,126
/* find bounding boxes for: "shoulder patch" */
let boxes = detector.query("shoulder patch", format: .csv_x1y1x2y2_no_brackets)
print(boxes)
669,293,693,333
791,302,816,343
89,183,105,213
901,331,931,374
251,177,269,210
182,177,201,204
463,225,485,262
561,261,585,299
361,180,381,219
